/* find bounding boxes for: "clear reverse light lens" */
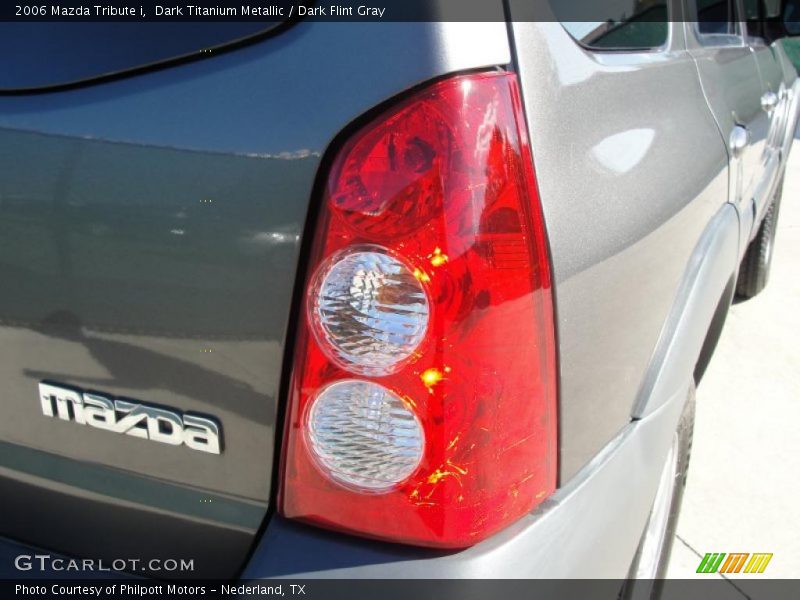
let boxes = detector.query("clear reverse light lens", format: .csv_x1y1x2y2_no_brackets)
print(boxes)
309,247,429,375
306,380,424,492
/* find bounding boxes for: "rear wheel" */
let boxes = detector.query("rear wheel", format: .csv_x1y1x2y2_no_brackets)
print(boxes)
621,383,695,599
736,185,783,299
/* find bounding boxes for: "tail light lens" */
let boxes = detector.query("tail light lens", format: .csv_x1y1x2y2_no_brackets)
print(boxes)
279,71,557,548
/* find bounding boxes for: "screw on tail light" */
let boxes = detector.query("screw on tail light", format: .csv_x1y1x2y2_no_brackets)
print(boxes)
279,71,557,548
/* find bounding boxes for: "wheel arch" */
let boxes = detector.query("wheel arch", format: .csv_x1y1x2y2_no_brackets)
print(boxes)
632,204,740,418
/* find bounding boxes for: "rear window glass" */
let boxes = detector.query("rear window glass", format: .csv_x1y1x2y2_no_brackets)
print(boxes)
554,1,669,50
695,0,741,36
0,23,282,92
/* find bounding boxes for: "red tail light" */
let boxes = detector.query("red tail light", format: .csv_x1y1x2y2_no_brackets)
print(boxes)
279,71,557,548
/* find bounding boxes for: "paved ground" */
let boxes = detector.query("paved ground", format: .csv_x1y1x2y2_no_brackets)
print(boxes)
666,144,800,587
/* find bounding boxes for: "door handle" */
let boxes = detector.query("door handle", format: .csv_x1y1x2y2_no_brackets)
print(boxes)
762,91,779,113
730,125,749,159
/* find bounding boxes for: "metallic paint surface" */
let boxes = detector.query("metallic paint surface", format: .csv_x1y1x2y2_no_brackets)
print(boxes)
0,21,510,577
508,18,728,479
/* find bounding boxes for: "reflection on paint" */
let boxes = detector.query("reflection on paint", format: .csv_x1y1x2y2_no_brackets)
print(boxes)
591,128,656,174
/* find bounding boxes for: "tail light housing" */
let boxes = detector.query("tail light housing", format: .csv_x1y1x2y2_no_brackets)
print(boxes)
279,71,557,548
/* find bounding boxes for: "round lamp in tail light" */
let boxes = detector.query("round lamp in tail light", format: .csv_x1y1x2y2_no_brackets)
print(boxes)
309,247,430,376
280,71,557,549
307,380,425,492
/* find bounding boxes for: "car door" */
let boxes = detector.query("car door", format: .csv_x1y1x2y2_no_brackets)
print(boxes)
685,0,767,255
745,3,787,221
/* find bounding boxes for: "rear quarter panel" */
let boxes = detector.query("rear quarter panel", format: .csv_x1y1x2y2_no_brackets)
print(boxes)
507,17,730,480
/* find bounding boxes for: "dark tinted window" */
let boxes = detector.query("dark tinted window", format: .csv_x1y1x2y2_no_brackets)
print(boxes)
0,23,282,91
695,0,741,36
554,1,669,50
743,0,762,20
785,0,800,35
742,0,782,37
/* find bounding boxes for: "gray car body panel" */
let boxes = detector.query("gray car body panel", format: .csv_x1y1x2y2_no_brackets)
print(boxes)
508,17,729,479
1,10,796,579
0,21,509,578
684,19,798,256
